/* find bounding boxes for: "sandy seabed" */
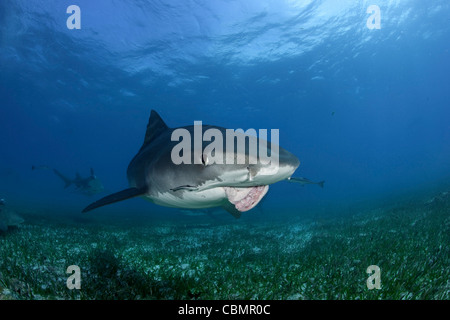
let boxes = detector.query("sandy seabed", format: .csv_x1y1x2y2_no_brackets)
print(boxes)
0,191,448,300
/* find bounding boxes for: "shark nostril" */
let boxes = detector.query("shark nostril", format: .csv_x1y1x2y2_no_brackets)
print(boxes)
202,153,210,166
246,167,253,181
247,166,258,180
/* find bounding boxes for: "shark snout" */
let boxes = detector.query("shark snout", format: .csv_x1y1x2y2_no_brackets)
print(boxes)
278,147,300,173
246,148,299,185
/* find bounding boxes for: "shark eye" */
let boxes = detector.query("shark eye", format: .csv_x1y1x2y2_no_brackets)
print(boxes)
201,153,209,166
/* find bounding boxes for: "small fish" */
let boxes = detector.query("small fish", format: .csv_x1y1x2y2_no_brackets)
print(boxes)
287,177,325,188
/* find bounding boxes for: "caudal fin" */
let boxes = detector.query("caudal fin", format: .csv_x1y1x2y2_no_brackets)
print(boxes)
82,187,147,213
53,169,72,188
318,181,325,188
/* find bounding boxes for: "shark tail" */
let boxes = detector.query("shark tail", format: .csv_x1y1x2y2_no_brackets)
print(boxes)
318,181,325,188
53,169,72,188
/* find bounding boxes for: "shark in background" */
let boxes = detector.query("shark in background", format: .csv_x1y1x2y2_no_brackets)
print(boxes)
32,166,105,196
53,168,104,196
82,110,318,219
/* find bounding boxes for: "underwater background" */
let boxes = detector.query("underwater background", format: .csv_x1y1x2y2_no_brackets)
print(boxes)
0,0,449,300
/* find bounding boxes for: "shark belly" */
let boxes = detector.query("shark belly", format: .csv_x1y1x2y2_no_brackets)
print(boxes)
148,187,227,209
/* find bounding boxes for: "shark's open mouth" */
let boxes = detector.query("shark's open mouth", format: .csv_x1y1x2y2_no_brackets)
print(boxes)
224,185,269,212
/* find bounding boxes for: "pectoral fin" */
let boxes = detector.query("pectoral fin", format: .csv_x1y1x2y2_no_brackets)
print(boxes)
222,201,241,219
82,187,147,213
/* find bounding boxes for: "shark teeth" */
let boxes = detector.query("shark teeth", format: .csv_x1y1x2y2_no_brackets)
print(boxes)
224,185,269,212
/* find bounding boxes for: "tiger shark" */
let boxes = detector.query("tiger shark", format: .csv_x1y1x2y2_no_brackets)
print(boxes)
82,110,301,218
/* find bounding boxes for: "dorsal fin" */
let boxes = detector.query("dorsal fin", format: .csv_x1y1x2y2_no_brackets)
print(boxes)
141,110,169,150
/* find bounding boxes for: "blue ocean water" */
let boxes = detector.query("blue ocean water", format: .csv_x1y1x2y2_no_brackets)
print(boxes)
0,0,449,216
1,0,450,302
